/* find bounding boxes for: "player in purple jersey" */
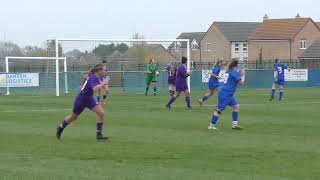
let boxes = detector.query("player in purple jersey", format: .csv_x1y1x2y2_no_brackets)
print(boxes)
198,58,226,106
166,56,192,109
270,58,290,101
208,59,245,130
96,61,109,104
96,75,109,105
56,64,109,141
166,62,177,96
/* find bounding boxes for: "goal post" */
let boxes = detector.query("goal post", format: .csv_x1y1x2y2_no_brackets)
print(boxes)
4,56,68,96
54,38,191,93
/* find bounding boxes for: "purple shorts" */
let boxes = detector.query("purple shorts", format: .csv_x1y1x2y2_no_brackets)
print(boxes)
176,82,188,92
168,77,176,85
73,95,97,115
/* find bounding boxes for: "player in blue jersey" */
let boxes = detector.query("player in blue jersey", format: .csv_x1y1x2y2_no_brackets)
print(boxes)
208,59,245,130
56,64,109,141
270,58,290,101
198,58,226,106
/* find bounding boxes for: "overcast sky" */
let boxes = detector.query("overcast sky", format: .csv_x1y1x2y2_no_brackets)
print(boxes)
0,0,319,47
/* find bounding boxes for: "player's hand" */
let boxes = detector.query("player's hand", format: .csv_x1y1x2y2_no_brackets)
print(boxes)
188,70,192,75
102,79,109,85
99,99,107,105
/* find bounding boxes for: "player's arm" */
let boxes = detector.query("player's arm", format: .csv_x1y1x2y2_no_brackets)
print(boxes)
238,70,245,85
92,79,109,92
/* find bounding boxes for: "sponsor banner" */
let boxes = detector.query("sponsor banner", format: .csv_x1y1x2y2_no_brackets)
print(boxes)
202,70,226,83
0,73,39,87
284,69,308,81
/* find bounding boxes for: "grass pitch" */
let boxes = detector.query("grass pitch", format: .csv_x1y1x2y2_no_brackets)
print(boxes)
0,88,320,180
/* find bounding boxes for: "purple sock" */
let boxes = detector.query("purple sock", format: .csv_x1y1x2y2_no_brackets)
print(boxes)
167,96,176,106
96,122,103,132
185,96,191,107
59,119,69,129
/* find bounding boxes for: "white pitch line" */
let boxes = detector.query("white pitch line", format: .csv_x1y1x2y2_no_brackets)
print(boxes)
0,109,72,113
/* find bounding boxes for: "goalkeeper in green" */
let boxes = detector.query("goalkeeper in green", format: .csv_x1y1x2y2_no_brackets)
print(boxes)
145,58,159,96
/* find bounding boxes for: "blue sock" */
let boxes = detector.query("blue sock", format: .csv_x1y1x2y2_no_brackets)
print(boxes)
202,96,208,102
271,89,275,97
279,90,283,100
211,114,219,125
97,96,101,102
232,111,238,122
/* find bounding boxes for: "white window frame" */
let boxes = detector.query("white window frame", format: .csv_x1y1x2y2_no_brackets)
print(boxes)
191,39,198,49
242,43,248,53
234,43,240,53
300,39,307,49
205,43,211,52
175,42,181,52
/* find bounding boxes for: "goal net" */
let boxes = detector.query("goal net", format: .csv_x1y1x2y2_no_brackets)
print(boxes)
54,38,191,94
0,56,68,96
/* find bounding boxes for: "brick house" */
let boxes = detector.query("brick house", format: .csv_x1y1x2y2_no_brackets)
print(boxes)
248,17,320,61
200,22,260,63
168,32,205,62
299,37,320,68
107,44,176,64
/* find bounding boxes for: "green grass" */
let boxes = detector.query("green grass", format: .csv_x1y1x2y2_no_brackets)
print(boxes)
0,87,320,180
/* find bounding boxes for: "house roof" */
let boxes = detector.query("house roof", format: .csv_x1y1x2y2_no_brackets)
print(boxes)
250,18,312,40
169,32,205,48
299,38,320,58
214,22,260,42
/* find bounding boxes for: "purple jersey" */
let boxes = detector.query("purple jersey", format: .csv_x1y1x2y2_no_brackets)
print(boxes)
79,73,100,96
167,64,177,85
175,64,189,92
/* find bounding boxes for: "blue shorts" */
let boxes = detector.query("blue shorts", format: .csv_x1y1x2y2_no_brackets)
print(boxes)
208,79,219,90
274,79,285,86
208,82,219,90
216,92,238,111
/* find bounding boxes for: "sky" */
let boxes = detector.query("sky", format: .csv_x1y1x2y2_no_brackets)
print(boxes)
0,0,319,48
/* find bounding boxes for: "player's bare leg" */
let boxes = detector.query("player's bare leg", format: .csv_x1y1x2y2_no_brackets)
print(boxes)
199,89,216,107
92,105,109,141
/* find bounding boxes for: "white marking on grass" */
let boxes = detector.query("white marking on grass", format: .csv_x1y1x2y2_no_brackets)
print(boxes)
0,109,72,113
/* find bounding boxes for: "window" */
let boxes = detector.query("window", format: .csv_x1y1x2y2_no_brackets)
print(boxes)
234,43,239,53
175,42,181,52
191,39,198,49
205,43,211,51
243,43,248,52
300,40,307,49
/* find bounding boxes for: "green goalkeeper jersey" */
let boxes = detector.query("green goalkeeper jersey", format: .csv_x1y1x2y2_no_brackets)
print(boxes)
147,64,157,75
146,64,158,83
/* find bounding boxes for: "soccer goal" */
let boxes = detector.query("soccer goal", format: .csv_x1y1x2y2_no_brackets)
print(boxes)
53,38,191,93
1,56,68,96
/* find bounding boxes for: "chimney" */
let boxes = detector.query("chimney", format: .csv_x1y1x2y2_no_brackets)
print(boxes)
263,14,269,21
296,13,301,18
